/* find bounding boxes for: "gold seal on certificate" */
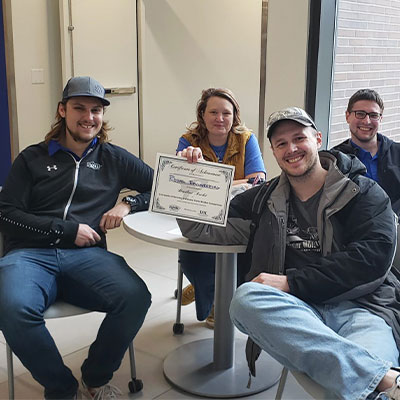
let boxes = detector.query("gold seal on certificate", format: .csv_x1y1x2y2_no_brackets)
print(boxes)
149,153,235,226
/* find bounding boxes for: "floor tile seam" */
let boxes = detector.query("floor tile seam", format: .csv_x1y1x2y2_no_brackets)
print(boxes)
152,387,186,400
134,266,178,281
129,346,164,362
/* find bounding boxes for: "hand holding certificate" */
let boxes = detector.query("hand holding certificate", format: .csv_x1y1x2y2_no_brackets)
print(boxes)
149,153,234,226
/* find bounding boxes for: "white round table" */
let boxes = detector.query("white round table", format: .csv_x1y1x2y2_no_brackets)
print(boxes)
123,211,282,398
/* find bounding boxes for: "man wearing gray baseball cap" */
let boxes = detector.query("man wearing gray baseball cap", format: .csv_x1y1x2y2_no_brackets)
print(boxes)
0,76,153,399
178,106,400,399
62,76,110,106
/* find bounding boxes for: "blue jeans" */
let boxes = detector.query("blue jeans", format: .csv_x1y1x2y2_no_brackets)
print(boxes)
0,247,151,399
179,250,215,320
230,283,399,400
180,250,249,320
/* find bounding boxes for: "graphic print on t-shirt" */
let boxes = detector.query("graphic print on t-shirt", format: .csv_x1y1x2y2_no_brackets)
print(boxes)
286,188,323,255
286,213,320,253
284,189,323,271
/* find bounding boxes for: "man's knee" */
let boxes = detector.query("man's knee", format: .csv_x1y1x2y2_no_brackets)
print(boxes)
230,282,287,326
0,293,43,331
230,282,259,325
133,280,152,313
100,252,152,314
117,276,151,317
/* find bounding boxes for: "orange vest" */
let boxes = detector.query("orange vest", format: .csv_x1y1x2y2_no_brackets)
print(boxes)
181,131,251,180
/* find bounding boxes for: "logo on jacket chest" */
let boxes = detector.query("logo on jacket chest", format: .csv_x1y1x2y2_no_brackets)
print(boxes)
86,161,102,170
47,164,58,172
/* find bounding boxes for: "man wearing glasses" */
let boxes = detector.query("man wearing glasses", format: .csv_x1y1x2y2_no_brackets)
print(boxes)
333,89,400,215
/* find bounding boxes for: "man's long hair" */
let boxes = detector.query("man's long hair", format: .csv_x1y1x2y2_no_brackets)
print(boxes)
185,88,249,140
44,100,112,144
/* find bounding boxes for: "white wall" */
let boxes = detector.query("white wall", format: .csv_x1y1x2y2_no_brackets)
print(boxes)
7,0,311,182
9,0,62,153
263,0,310,178
140,0,263,168
59,0,140,156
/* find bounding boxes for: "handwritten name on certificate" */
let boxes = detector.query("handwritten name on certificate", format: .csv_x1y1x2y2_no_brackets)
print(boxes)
149,154,235,226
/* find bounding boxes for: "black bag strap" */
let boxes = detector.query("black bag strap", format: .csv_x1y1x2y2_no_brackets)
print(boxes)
244,176,280,267
244,176,279,387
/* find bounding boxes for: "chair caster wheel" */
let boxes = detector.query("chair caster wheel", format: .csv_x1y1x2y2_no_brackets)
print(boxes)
173,323,184,334
174,289,178,299
128,378,143,393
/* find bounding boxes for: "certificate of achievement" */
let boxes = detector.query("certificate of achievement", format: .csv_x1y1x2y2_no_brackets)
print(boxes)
149,153,235,226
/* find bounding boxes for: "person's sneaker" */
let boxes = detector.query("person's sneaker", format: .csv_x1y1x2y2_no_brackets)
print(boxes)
205,305,214,328
381,374,400,400
181,284,195,305
81,379,122,399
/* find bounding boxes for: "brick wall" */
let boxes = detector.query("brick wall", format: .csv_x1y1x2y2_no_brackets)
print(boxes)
329,0,400,147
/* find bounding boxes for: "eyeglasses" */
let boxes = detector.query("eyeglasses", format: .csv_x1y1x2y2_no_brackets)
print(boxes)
350,110,382,121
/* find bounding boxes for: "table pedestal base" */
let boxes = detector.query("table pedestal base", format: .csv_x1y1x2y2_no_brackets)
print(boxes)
164,338,282,398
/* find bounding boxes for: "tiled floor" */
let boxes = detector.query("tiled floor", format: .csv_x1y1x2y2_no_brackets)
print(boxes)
0,224,314,399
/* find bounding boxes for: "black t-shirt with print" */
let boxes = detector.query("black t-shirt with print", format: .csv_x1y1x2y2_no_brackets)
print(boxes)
284,187,323,272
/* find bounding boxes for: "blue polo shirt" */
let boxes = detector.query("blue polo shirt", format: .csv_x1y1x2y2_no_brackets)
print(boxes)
48,137,98,160
350,139,379,183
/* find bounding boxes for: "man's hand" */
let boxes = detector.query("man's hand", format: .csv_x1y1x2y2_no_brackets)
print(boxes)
177,146,203,163
75,224,101,247
251,272,290,292
99,202,130,233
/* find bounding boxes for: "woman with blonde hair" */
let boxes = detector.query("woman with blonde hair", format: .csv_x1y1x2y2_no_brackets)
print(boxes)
177,87,266,326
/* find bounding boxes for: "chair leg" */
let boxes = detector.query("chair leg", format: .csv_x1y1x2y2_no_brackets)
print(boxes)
6,342,15,400
275,367,288,400
173,253,184,334
128,342,136,380
127,342,143,393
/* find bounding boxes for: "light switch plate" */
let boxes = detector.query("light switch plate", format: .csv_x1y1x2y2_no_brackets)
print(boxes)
31,69,44,84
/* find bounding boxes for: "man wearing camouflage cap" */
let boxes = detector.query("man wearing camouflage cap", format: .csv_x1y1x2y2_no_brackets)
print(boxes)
178,107,400,399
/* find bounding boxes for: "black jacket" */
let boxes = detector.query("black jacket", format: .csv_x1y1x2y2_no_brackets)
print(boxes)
178,151,400,346
0,141,153,254
333,133,400,215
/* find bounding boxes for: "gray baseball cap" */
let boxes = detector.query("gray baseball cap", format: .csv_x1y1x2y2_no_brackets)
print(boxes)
62,76,110,106
266,107,317,139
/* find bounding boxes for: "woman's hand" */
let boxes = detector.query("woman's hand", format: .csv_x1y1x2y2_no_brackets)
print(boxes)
177,146,204,163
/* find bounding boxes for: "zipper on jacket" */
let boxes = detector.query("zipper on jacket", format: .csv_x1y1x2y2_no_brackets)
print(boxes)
62,148,94,221
63,156,81,220
278,216,285,274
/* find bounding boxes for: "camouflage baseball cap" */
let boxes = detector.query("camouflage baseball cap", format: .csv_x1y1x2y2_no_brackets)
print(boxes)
266,107,317,139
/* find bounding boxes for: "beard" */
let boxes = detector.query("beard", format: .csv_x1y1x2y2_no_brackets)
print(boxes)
350,128,377,143
350,128,378,143
66,125,97,144
282,152,319,181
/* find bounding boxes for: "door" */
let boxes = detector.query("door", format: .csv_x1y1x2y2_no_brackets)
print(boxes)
0,0,12,185
59,0,139,156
